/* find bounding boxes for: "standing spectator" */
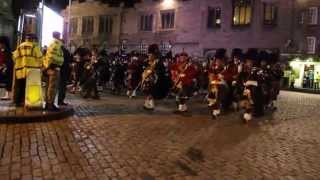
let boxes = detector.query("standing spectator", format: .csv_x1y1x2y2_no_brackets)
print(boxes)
58,45,72,106
44,32,64,111
314,72,320,90
0,36,13,100
12,34,43,107
80,49,100,99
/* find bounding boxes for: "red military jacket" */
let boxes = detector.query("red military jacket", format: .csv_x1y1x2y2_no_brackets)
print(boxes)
170,62,197,86
222,62,238,82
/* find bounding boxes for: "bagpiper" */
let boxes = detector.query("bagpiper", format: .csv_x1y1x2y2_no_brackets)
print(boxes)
207,48,228,118
239,49,264,123
170,52,197,113
269,52,283,110
127,52,143,98
141,44,162,110
228,48,244,111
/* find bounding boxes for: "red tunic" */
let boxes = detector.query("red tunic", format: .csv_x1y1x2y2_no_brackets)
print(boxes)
0,51,5,66
170,62,197,86
222,63,238,82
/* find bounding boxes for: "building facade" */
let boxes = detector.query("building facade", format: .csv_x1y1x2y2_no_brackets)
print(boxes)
62,0,122,52
63,0,295,56
0,0,15,43
122,0,294,57
285,0,320,89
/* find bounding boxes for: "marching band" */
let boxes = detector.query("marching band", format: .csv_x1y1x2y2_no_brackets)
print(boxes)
70,44,283,123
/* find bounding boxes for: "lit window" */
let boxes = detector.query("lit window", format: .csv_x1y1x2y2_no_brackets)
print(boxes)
232,0,252,26
306,36,317,54
140,14,153,31
207,7,221,29
161,10,175,29
99,15,113,34
82,16,94,35
263,3,277,26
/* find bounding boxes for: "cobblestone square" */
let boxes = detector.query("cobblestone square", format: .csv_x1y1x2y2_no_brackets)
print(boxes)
0,91,319,180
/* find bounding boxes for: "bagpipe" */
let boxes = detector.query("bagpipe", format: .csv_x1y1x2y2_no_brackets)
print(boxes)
132,59,158,93
171,62,192,94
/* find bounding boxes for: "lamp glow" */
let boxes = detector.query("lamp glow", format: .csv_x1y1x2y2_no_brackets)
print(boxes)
41,5,63,47
162,0,174,8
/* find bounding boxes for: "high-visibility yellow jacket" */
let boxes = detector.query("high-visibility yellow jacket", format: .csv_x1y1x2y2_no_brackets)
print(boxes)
44,39,64,69
12,41,43,79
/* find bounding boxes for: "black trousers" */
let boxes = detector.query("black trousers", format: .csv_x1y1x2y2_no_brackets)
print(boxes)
58,77,68,104
14,78,26,106
82,78,99,98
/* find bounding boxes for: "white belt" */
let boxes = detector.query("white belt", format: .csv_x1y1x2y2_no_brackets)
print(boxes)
244,80,258,87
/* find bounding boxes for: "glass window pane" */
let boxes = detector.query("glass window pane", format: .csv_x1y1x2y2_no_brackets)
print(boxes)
245,6,251,24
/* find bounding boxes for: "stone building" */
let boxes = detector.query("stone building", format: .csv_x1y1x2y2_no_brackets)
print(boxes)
63,0,295,56
0,0,15,42
121,0,295,57
285,0,320,89
62,0,122,51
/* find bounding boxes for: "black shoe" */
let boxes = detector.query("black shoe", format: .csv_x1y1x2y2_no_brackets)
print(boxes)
58,102,68,106
92,95,100,100
15,103,24,107
47,105,60,112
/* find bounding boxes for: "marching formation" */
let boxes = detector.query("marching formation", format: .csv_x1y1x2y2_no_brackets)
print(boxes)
70,44,283,123
0,34,283,122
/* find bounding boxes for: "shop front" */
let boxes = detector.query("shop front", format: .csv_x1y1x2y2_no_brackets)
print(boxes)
288,57,320,89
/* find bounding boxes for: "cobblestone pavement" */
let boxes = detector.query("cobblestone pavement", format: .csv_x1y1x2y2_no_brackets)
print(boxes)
0,91,320,180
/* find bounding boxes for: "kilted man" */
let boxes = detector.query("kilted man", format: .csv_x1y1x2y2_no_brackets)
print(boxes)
207,49,228,117
170,52,197,113
141,44,163,110
127,53,142,98
239,49,264,123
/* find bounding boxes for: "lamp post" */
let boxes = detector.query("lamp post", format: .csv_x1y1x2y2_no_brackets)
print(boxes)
39,0,45,47
67,0,72,50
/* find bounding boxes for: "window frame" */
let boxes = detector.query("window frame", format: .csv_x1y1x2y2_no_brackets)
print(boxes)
232,0,253,27
263,3,278,26
306,36,317,54
139,13,154,32
160,9,176,30
69,18,78,35
308,7,318,25
99,15,113,34
207,7,222,29
82,16,94,35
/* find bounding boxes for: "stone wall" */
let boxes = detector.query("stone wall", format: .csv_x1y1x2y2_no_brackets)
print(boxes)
291,0,320,55
63,0,296,57
62,0,122,50
121,0,294,56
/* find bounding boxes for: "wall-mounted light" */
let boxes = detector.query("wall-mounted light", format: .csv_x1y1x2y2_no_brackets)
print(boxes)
162,0,175,8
